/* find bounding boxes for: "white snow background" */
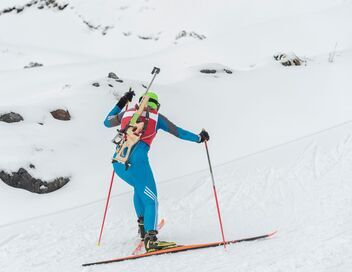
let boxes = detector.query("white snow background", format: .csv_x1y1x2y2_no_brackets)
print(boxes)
0,0,352,271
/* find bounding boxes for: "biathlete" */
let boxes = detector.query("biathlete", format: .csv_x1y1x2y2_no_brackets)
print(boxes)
104,89,209,252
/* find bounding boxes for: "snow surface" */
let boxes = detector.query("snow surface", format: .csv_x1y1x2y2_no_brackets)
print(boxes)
1,0,352,271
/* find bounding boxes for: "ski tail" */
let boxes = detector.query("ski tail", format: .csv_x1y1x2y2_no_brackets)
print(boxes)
132,218,165,255
82,230,277,267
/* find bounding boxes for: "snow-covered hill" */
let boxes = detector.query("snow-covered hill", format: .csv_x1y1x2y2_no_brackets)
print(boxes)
0,0,352,271
2,121,352,272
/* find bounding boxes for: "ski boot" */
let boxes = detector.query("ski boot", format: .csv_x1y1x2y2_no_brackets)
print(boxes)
144,230,177,252
138,216,146,240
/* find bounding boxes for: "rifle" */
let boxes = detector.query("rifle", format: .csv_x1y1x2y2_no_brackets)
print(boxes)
112,67,160,167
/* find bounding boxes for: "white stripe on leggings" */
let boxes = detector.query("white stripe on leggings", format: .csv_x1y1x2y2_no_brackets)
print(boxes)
143,188,158,230
145,186,157,199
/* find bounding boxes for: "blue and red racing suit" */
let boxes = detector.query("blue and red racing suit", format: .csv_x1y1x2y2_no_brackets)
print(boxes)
104,104,200,231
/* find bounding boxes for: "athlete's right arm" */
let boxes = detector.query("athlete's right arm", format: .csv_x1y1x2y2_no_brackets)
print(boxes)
103,105,124,128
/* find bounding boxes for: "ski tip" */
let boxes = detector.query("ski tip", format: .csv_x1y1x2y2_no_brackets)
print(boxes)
268,230,278,237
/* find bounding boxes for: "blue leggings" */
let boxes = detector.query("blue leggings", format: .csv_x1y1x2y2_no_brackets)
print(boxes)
112,143,158,231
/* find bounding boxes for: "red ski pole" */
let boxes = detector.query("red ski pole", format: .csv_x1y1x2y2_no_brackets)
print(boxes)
97,96,131,246
204,140,227,249
97,98,130,246
97,170,115,246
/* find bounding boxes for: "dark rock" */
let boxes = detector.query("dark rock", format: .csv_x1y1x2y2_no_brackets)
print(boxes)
0,112,24,123
0,168,70,194
46,177,70,192
108,72,119,80
274,53,286,61
102,26,113,35
138,35,158,40
58,4,68,10
83,20,99,30
92,82,100,87
29,164,36,169
3,7,15,13
24,62,43,69
81,20,111,35
200,67,233,75
108,84,114,88
38,122,44,125
0,0,70,14
200,69,217,74
176,31,206,41
107,73,122,85
50,109,71,121
274,52,304,66
0,0,70,17
292,59,301,66
175,30,187,40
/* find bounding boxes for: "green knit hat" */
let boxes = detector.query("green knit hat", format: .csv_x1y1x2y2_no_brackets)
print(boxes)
139,92,160,110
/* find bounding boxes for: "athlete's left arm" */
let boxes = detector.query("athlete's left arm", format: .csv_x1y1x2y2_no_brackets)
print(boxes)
104,89,134,128
157,113,200,143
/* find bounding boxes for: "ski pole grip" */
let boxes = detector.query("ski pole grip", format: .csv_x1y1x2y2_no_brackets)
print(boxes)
202,128,207,143
152,67,160,75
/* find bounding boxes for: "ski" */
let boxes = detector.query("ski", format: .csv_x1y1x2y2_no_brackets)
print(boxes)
82,230,277,267
132,218,165,255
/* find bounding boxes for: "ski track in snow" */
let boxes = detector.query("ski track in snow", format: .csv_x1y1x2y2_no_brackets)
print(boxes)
0,234,19,247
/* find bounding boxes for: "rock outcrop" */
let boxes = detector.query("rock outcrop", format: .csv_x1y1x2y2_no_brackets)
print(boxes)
0,112,24,123
50,109,71,121
0,168,70,194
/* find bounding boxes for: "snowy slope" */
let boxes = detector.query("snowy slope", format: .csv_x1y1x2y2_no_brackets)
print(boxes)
0,0,352,271
1,121,352,272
